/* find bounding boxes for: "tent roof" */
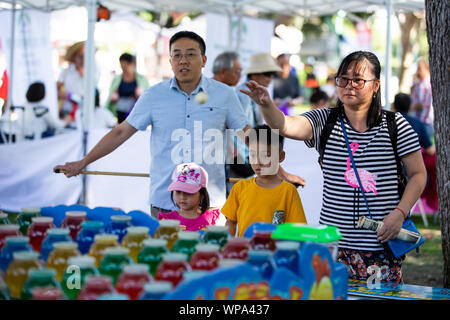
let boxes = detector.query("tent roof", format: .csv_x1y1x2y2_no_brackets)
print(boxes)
0,0,425,16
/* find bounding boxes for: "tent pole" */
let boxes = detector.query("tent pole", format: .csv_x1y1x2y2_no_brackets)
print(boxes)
384,0,392,110
80,0,97,205
6,0,17,144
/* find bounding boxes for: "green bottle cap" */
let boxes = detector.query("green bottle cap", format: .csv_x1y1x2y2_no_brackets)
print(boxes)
271,223,342,243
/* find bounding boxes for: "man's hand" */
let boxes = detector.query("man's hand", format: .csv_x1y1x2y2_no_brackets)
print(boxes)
278,165,306,188
53,160,86,178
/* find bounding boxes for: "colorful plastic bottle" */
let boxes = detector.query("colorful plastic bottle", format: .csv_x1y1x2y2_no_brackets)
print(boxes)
121,226,149,262
171,231,200,260
0,224,22,251
116,264,152,300
249,230,276,251
60,211,87,241
20,268,60,300
77,275,116,300
246,250,276,281
17,208,40,236
221,237,250,260
97,293,129,300
32,287,64,300
153,219,180,250
273,241,300,275
139,281,172,300
27,217,56,252
61,255,98,300
189,244,220,271
76,221,104,255
0,276,9,300
202,225,229,248
0,236,33,273
106,215,133,243
40,228,72,263
0,212,10,225
46,241,81,282
98,247,132,285
137,239,168,277
89,234,119,267
155,253,189,287
6,251,43,299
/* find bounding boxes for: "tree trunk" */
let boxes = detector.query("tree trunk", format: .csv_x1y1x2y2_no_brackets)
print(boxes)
425,0,450,288
397,12,419,90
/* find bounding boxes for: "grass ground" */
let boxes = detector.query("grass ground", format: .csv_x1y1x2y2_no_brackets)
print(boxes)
402,214,444,288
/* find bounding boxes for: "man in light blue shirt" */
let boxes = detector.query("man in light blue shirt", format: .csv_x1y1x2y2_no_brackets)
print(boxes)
54,31,249,218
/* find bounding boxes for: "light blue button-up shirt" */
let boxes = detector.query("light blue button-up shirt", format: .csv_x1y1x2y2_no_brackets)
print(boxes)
126,75,248,210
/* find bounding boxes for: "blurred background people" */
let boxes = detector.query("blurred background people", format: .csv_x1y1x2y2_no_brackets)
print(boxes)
411,58,434,137
57,41,86,124
273,53,304,112
212,51,242,87
393,92,437,213
309,89,331,110
105,53,149,123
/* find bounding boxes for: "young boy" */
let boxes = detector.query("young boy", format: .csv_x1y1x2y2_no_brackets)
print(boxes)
221,124,307,236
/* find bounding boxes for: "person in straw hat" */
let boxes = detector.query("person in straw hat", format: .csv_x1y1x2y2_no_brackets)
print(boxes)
57,41,99,125
57,41,85,123
236,53,282,128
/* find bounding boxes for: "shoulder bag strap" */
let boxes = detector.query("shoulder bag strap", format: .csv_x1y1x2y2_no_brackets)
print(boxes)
340,118,373,219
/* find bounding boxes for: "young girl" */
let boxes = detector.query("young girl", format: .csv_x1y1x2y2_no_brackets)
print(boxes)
158,163,220,231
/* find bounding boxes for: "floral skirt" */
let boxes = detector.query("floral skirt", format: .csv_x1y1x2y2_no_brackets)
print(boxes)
337,248,405,283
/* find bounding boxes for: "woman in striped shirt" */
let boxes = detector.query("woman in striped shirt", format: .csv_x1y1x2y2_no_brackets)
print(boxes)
240,51,427,283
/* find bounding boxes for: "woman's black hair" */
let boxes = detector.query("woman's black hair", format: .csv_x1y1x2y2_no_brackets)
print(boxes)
170,187,210,215
335,51,382,129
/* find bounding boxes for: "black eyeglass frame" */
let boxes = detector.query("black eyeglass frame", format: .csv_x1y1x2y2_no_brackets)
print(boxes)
335,76,378,89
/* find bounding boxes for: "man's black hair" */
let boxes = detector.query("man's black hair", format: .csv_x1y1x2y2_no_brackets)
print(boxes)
119,53,136,63
169,31,206,55
393,93,412,113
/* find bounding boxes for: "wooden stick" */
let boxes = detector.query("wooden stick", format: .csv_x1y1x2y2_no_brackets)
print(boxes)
54,168,241,182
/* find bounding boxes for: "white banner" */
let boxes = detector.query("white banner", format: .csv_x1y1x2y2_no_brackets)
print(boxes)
204,13,274,82
85,129,151,213
0,131,83,212
0,10,58,118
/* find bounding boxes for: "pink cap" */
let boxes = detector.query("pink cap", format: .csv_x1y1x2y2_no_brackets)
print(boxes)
168,163,208,194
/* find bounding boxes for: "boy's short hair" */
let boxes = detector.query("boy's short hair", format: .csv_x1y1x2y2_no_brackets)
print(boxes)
393,93,411,113
26,82,45,103
247,124,284,153
310,90,330,105
169,31,206,55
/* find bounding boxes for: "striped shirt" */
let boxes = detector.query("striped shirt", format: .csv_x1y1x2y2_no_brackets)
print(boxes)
302,108,420,251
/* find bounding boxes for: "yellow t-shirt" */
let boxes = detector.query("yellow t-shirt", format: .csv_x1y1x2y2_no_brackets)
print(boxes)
221,177,307,237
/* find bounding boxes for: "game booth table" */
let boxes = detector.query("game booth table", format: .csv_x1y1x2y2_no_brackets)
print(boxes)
0,205,449,301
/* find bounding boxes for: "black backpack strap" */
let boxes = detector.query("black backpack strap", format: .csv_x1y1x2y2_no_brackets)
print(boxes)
318,106,342,169
385,110,407,198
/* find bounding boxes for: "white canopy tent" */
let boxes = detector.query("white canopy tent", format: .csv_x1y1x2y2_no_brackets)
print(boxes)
0,0,425,135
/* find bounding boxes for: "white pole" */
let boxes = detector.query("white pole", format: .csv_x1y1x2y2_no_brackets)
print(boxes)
384,0,392,110
6,0,17,144
83,0,97,131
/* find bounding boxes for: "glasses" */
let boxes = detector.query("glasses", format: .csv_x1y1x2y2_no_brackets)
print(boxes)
335,76,378,89
170,53,202,62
